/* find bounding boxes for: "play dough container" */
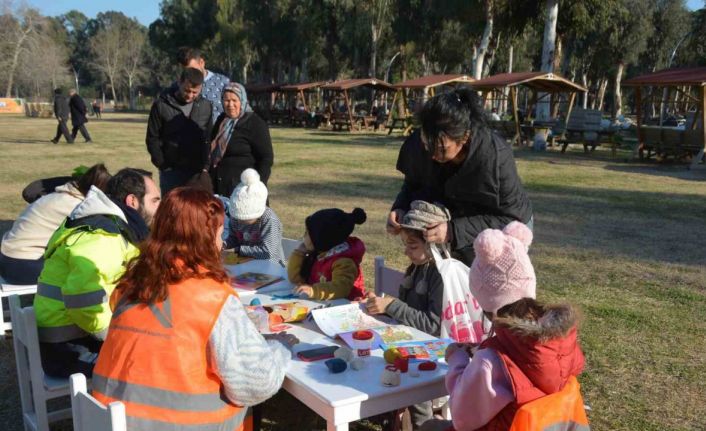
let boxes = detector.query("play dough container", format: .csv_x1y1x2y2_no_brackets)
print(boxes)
352,330,374,357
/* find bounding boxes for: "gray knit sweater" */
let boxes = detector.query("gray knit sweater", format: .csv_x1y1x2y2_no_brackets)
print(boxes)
384,262,444,336
208,295,291,406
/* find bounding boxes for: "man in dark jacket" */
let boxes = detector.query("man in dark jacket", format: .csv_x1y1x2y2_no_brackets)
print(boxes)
68,89,92,143
51,88,73,144
146,67,213,195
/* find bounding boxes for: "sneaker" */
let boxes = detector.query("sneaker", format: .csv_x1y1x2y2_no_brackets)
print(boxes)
50,139,58,144
67,140,75,144
85,140,93,143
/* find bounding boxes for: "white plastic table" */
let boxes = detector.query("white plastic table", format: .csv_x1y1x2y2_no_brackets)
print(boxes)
226,261,450,431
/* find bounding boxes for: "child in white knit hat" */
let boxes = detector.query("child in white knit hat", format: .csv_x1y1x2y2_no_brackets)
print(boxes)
226,168,285,266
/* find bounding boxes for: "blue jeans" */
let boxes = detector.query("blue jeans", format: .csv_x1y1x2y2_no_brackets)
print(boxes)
0,251,43,285
159,168,196,196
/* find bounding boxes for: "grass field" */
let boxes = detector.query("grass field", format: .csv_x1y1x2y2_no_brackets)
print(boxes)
1,113,705,431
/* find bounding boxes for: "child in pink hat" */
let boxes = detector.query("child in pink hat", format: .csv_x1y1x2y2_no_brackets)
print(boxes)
420,222,586,431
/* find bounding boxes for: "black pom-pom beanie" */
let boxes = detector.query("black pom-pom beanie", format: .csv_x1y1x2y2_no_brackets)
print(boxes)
306,207,366,252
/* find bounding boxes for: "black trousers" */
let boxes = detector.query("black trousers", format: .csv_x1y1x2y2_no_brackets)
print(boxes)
40,336,103,378
53,119,73,142
71,124,92,141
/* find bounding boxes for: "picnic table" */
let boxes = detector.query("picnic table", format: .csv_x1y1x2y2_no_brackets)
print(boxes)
227,259,450,431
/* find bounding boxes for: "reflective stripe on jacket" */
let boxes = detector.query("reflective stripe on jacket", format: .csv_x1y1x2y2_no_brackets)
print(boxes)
34,216,138,342
93,277,245,430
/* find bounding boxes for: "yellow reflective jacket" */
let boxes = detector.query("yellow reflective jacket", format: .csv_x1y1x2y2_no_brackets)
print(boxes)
34,188,140,343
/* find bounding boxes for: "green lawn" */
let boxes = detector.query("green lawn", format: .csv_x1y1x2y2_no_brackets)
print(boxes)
0,113,705,430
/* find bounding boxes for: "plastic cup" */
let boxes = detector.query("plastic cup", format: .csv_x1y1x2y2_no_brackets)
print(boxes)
352,330,374,357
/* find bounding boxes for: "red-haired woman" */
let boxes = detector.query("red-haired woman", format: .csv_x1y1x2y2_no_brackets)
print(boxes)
91,187,297,431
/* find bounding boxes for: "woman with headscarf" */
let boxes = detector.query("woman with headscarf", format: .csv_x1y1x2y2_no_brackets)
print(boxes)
209,83,274,197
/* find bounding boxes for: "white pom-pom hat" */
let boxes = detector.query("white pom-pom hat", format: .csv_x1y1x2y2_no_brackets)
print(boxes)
229,169,268,220
469,221,536,313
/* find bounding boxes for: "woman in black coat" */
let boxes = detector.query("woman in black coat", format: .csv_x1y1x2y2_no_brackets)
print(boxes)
386,88,533,266
209,83,273,197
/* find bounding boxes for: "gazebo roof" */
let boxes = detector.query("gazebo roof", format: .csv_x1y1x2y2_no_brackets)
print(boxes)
244,83,281,94
279,81,328,91
321,78,396,92
623,67,706,87
395,74,474,89
469,72,586,93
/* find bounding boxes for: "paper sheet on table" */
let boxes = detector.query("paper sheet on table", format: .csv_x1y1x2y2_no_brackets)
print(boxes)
310,303,391,338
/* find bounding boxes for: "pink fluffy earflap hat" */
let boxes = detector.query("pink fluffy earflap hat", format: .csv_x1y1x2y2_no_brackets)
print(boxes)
469,221,537,313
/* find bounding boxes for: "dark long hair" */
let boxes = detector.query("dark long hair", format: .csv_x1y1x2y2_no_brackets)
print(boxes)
74,163,112,196
116,187,228,304
418,87,487,146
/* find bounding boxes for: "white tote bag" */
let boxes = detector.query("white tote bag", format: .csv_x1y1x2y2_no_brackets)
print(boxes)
431,244,488,343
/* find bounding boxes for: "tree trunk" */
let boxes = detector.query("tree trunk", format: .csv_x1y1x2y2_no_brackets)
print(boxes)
5,27,32,97
472,0,494,80
613,62,624,119
581,73,588,109
109,74,118,108
370,23,378,78
597,78,608,112
552,35,563,74
128,75,136,111
537,0,558,120
501,45,513,114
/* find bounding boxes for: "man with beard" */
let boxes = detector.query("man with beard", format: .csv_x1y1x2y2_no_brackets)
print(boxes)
33,168,161,378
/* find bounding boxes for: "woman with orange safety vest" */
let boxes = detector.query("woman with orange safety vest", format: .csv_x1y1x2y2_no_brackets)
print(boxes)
92,187,298,431
419,222,589,431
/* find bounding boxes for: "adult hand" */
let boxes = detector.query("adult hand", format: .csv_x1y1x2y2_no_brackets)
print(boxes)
424,222,453,244
386,209,405,235
294,285,314,298
364,291,395,315
265,331,299,348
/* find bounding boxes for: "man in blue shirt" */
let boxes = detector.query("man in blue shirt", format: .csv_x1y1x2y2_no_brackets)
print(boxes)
177,47,230,123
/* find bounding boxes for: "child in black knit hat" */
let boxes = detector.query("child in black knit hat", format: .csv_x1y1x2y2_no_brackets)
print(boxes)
288,208,367,300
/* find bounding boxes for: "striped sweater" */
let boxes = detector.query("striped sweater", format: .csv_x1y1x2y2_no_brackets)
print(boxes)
225,207,285,266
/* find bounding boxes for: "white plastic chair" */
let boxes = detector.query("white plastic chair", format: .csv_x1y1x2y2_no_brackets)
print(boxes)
374,256,405,298
281,237,301,260
9,295,72,431
70,373,126,431
1,276,37,335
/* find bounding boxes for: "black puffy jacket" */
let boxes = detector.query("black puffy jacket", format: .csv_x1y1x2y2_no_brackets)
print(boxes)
392,128,533,265
145,89,212,172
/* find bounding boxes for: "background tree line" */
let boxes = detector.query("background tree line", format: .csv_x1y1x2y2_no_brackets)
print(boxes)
1,0,704,116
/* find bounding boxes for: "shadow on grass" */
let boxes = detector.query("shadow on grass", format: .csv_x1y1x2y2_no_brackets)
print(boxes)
278,134,402,148
92,117,147,124
530,183,706,266
275,174,401,201
0,139,57,145
604,164,706,182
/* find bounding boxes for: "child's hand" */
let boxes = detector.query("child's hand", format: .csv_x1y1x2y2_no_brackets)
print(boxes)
386,209,404,235
294,285,314,298
365,292,394,314
445,343,476,362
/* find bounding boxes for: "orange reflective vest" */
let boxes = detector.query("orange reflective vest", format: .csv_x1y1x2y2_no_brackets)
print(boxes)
508,376,590,431
93,277,248,431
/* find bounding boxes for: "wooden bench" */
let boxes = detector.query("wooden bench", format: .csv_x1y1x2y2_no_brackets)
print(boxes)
557,108,603,153
331,112,352,131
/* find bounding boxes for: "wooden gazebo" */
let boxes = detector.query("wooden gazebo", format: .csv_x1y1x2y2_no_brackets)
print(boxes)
320,78,396,131
469,72,587,144
244,83,282,121
279,81,327,126
389,74,475,134
623,67,706,167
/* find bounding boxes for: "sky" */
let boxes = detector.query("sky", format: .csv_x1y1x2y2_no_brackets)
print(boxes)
26,0,706,26
27,0,161,26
